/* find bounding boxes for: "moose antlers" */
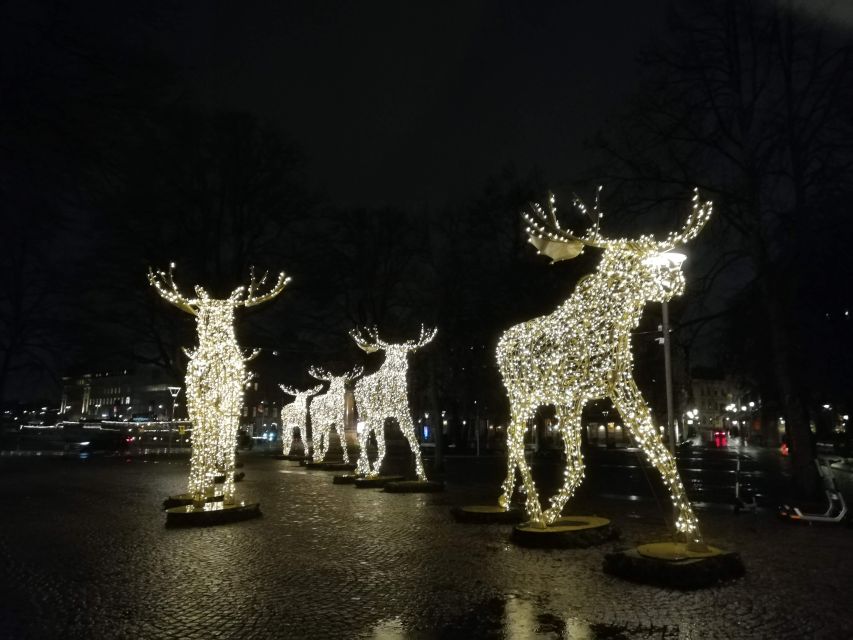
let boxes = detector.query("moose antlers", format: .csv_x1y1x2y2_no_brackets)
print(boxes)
656,190,713,250
308,366,334,381
149,264,290,311
524,188,713,262
148,263,198,315
350,326,386,353
524,193,605,263
404,325,438,349
230,267,291,308
309,364,364,382
280,383,323,397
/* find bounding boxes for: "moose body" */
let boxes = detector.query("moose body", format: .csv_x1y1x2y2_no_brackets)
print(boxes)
280,384,323,458
497,191,712,544
351,326,436,480
308,366,362,463
183,301,249,503
149,265,289,506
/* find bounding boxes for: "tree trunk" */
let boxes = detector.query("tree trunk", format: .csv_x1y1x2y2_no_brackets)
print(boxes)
758,272,816,496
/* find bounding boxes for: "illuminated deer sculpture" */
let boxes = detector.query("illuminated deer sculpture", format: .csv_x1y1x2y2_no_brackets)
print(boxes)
351,326,436,480
149,264,289,506
497,189,712,544
279,383,323,457
308,365,363,463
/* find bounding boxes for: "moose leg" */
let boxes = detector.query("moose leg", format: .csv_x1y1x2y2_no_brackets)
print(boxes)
314,424,329,462
220,420,237,505
502,406,545,525
398,411,427,481
612,380,702,545
543,402,586,524
336,420,350,464
311,424,323,463
281,426,293,456
320,428,329,462
187,425,209,507
355,420,372,476
372,420,387,476
499,431,518,509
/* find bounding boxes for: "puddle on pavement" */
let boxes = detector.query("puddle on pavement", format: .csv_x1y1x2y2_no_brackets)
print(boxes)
365,595,671,639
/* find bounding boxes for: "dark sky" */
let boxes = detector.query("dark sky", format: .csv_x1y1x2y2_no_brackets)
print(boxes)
155,1,668,209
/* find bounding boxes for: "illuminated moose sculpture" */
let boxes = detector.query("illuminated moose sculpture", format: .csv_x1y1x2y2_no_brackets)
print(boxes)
279,383,323,458
308,365,363,463
496,190,712,544
351,326,436,480
149,264,289,506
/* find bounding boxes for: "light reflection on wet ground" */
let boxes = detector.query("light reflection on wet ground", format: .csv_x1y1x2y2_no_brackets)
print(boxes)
367,594,674,639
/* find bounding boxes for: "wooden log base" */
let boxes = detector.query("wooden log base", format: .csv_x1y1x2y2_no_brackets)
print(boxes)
165,501,261,527
450,504,525,524
511,516,618,549
383,480,445,493
332,473,363,485
603,542,745,589
321,462,357,472
353,475,405,489
162,492,223,510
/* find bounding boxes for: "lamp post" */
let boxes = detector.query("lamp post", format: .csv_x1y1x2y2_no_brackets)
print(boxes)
661,301,677,454
167,386,181,453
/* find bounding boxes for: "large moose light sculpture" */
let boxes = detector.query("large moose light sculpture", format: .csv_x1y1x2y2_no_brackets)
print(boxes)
350,326,436,480
149,264,289,507
279,383,323,458
308,365,363,464
496,189,712,545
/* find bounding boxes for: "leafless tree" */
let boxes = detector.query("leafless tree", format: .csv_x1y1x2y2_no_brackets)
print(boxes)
592,0,853,491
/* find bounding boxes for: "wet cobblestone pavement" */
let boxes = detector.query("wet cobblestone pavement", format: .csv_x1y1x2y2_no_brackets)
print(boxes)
1,453,851,639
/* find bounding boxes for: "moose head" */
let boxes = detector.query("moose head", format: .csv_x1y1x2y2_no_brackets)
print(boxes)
308,364,364,387
524,188,712,304
349,325,437,364
280,383,324,401
148,263,290,330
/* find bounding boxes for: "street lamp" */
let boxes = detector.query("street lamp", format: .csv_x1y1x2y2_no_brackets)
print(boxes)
168,386,181,453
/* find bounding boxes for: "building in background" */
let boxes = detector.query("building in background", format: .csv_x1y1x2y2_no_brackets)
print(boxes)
59,364,180,422
687,371,756,444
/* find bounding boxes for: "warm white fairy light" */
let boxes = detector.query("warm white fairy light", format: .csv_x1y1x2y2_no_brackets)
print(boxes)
351,326,437,480
149,264,289,506
308,365,363,463
497,189,712,543
279,383,323,457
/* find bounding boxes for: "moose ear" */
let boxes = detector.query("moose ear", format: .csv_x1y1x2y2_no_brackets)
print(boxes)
528,236,585,263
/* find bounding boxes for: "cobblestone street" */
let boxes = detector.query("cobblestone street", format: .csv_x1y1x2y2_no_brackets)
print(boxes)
0,453,851,639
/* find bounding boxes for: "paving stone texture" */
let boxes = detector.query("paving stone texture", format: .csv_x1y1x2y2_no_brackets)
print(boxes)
0,453,851,639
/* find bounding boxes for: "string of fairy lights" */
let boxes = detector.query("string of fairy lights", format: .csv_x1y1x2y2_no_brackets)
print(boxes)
497,189,711,543
149,264,289,506
279,383,323,457
308,365,363,463
350,326,437,481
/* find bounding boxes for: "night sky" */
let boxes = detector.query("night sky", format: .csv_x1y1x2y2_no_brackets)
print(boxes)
154,1,667,208
3,1,853,419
